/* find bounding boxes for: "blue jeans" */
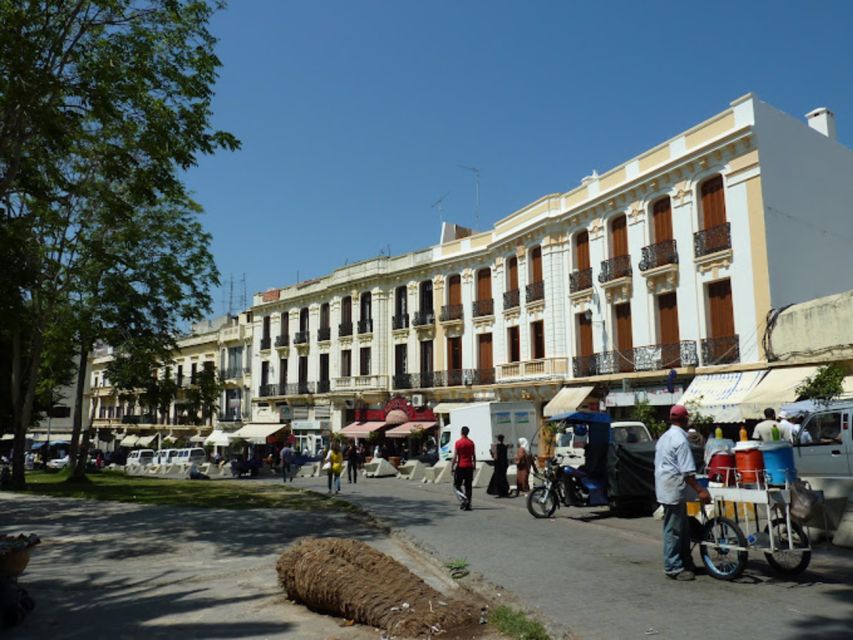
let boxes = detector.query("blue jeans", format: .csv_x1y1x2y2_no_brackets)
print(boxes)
662,502,692,574
328,471,341,492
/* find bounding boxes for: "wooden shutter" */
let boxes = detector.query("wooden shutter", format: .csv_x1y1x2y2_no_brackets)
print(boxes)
477,268,492,300
530,246,543,282
615,303,633,353
576,231,590,270
447,337,462,370
448,275,461,305
320,304,329,329
507,257,519,290
320,354,329,382
359,347,371,376
279,358,288,386
420,340,433,374
653,197,673,242
611,215,628,257
395,344,407,375
341,350,351,377
507,326,520,362
657,292,680,345
577,314,593,357
341,296,351,324
708,279,735,338
701,175,727,229
298,356,308,383
478,333,493,370
531,320,545,359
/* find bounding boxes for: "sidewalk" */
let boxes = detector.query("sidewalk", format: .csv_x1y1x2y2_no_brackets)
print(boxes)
286,473,853,640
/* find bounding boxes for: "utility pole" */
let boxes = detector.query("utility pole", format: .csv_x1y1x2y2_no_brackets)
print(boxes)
458,165,480,229
431,192,449,222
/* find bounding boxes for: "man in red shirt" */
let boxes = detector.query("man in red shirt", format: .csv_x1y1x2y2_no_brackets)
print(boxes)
452,426,476,511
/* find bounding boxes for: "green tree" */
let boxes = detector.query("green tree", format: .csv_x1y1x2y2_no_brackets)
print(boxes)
796,363,846,407
630,400,668,438
196,361,221,426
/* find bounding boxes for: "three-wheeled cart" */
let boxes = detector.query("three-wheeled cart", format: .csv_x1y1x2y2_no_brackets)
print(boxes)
691,483,812,580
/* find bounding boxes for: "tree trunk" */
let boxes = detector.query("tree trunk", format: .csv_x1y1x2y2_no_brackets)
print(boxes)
70,344,90,479
10,326,44,489
73,410,95,480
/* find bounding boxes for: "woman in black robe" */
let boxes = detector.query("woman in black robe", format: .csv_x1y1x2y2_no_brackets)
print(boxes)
486,434,510,497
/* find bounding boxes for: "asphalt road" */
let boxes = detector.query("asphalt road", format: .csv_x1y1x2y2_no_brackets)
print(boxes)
285,472,853,640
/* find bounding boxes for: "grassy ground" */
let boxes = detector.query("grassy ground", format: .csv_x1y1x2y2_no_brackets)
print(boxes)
489,606,551,640
19,470,360,513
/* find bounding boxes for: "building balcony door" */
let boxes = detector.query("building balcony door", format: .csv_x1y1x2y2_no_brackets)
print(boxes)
610,214,628,257
615,303,633,368
447,336,462,372
708,279,734,339
701,175,727,229
658,292,679,344
478,333,493,382
448,274,461,306
576,231,590,270
530,246,543,283
653,197,673,242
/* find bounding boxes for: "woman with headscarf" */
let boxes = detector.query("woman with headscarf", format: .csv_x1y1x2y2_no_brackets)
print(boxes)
486,434,510,498
515,437,533,495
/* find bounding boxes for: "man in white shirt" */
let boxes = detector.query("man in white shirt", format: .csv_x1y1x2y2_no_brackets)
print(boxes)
778,410,796,443
753,407,789,441
655,405,711,581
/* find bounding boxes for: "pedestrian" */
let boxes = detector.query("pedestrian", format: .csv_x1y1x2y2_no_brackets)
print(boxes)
326,441,343,494
280,443,295,483
686,428,705,448
753,408,786,442
515,437,532,495
452,426,476,511
778,410,796,443
655,405,711,581
486,434,510,498
346,441,360,484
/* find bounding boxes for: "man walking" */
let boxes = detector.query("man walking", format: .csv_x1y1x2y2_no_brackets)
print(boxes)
655,405,711,581
452,426,476,511
280,443,295,483
346,441,360,484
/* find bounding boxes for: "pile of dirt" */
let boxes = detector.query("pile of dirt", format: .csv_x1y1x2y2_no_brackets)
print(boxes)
277,537,477,637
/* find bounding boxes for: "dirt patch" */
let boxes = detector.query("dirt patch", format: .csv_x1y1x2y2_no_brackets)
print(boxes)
277,537,479,638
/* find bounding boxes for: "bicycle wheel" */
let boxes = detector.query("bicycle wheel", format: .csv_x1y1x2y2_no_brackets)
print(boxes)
527,486,557,518
699,516,748,580
764,518,811,575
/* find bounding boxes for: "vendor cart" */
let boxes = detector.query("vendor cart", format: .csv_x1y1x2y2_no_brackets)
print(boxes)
691,482,812,580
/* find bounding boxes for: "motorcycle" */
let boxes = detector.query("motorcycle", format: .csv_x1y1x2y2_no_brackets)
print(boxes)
526,454,609,518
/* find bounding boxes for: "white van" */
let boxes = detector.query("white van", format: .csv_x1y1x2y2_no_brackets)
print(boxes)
127,449,155,466
153,449,177,465
173,448,206,466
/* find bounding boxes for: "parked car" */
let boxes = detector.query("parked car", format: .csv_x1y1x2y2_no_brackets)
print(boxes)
792,402,853,477
46,455,70,470
127,449,155,466
153,449,178,465
173,448,206,466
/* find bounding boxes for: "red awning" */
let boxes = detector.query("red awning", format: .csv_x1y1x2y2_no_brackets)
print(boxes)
385,421,437,438
340,421,387,438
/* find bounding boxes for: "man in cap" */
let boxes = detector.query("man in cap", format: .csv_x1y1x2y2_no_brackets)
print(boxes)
655,405,711,581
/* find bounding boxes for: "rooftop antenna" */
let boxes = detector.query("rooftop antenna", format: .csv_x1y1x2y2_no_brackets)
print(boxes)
240,273,247,311
431,192,450,222
458,165,480,229
227,274,234,316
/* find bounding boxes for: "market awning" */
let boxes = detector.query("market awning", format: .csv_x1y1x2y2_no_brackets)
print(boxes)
543,385,595,418
136,434,158,447
120,434,139,447
204,429,233,447
386,421,437,438
739,366,818,419
431,402,469,414
189,431,207,444
230,423,284,443
676,370,767,423
340,421,387,438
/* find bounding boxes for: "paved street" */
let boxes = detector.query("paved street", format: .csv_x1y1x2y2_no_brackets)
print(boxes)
285,473,853,640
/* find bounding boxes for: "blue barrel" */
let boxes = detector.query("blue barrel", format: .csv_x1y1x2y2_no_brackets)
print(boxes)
760,442,796,485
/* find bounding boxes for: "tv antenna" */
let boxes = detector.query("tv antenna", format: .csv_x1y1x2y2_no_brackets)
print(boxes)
431,192,450,221
458,165,480,229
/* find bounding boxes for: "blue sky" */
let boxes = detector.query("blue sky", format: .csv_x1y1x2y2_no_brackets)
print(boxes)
185,0,853,314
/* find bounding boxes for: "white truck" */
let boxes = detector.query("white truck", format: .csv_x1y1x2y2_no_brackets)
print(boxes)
439,401,538,462
554,420,653,465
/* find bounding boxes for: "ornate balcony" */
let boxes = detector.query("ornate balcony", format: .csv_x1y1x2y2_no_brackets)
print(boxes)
472,367,496,385
393,373,413,390
259,383,280,398
440,304,464,323
526,280,545,304
570,268,593,294
338,321,353,337
412,310,435,327
220,366,245,381
633,341,698,371
274,335,289,348
293,331,309,345
599,255,632,283
358,318,373,334
639,240,678,271
392,314,409,330
694,222,731,258
317,326,331,342
701,335,740,365
284,381,315,395
497,357,568,380
432,369,482,387
332,374,388,391
596,350,635,375
503,289,520,310
411,371,436,388
572,354,598,377
260,336,271,350
473,298,494,317
316,380,331,393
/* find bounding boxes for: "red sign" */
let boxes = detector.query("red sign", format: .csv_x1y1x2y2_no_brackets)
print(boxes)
261,288,281,302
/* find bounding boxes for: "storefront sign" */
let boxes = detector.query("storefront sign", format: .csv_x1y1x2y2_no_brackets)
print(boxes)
495,412,512,425
292,420,325,431
605,386,684,407
514,412,531,424
278,406,292,421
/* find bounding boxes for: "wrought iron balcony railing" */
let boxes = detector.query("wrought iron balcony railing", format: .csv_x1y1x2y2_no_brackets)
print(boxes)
633,341,699,371
473,298,494,317
701,335,740,365
412,371,435,388
316,380,330,393
392,314,409,330
599,255,632,283
260,336,271,350
293,331,309,345
338,321,353,337
526,280,545,303
503,289,520,309
570,268,593,293
639,239,678,271
317,327,331,342
440,304,464,322
472,367,496,385
274,335,289,348
285,381,315,395
259,383,280,397
412,310,435,327
694,222,731,258
432,369,482,387
220,366,244,381
572,354,598,378
393,373,413,390
358,318,373,334
596,350,635,374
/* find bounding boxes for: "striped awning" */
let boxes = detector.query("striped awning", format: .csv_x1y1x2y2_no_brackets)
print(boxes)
120,434,139,447
340,421,387,438
677,371,767,422
385,422,437,438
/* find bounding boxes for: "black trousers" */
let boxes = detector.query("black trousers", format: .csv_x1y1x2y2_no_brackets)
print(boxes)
281,462,291,482
347,460,358,483
454,467,474,505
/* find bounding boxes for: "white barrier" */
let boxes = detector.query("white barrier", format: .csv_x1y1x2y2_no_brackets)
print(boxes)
471,461,487,488
363,458,397,478
297,462,320,478
396,460,424,481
